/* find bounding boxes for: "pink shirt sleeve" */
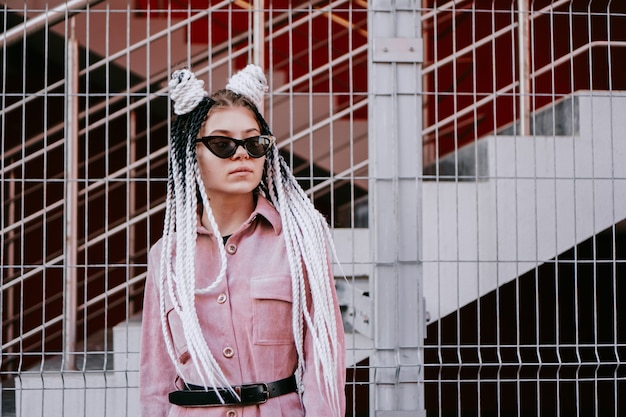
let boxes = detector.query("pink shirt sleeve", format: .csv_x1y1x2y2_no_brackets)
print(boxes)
139,242,175,417
300,263,347,417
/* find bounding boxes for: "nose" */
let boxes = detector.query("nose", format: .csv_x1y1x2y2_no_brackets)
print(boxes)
231,142,249,159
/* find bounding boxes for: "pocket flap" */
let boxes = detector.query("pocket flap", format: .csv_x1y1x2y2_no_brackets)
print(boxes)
250,274,292,303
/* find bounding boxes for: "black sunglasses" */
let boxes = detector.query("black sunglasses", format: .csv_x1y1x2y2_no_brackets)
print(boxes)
195,135,275,159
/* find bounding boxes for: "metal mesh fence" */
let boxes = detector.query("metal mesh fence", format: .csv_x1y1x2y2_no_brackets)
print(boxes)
1,1,625,416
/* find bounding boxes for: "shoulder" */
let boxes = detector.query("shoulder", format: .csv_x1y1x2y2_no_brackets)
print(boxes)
148,237,164,260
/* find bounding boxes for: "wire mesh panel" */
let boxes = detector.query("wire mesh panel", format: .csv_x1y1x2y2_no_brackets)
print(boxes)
421,1,626,416
1,1,369,416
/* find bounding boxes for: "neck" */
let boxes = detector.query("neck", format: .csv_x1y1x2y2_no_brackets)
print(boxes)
201,192,256,236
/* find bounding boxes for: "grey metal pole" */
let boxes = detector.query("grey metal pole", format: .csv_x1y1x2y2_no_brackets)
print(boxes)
518,0,530,135
6,171,16,360
253,0,265,70
253,0,265,114
368,0,425,415
63,16,79,371
129,111,137,312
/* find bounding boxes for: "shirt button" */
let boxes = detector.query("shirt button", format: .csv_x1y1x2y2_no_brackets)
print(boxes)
226,410,237,417
222,346,234,358
226,243,237,254
217,293,227,304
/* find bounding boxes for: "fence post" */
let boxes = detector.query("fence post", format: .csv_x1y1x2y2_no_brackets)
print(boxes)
63,16,79,371
368,0,425,415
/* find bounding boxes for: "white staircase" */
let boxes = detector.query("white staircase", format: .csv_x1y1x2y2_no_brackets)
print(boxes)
422,91,626,322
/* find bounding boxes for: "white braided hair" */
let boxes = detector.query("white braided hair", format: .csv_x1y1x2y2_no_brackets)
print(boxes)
169,69,208,115
161,66,342,415
225,64,268,110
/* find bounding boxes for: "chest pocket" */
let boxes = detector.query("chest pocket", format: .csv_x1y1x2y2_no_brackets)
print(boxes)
251,275,294,345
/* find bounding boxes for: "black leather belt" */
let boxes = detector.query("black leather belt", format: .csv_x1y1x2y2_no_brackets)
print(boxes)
169,375,297,407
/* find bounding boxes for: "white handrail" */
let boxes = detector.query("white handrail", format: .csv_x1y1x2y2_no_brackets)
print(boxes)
1,0,106,48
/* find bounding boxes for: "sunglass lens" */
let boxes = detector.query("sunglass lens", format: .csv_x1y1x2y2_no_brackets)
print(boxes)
246,136,271,157
207,137,236,158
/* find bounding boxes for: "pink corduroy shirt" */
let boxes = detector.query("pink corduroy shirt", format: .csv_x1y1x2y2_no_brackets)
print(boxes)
139,195,346,417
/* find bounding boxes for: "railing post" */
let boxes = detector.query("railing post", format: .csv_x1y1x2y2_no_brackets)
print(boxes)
5,170,16,369
518,0,530,135
253,0,265,70
63,16,79,371
128,110,137,312
253,0,265,114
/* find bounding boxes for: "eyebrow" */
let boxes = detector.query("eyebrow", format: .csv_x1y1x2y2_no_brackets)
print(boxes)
208,127,261,136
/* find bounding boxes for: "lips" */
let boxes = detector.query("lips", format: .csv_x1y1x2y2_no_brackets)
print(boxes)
229,166,254,175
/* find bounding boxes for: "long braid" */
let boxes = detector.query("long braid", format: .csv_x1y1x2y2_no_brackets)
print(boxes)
158,158,184,378
266,150,307,381
160,78,237,400
264,147,342,416
158,112,189,374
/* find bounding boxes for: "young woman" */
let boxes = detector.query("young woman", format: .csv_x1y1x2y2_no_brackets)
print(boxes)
139,65,346,417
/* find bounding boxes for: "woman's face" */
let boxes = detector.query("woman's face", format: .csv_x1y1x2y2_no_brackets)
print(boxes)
196,105,265,200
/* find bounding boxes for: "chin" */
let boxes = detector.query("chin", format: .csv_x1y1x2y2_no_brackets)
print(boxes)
227,185,260,195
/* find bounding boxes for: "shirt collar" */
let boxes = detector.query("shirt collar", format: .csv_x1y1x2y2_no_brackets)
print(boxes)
196,194,282,236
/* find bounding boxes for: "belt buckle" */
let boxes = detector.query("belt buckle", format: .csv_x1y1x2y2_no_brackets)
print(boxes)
237,383,269,405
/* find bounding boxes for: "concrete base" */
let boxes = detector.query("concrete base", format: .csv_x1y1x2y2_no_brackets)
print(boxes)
15,372,138,417
14,314,141,417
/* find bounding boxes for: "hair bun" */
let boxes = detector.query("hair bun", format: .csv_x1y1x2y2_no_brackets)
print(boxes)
169,69,208,115
225,64,268,110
